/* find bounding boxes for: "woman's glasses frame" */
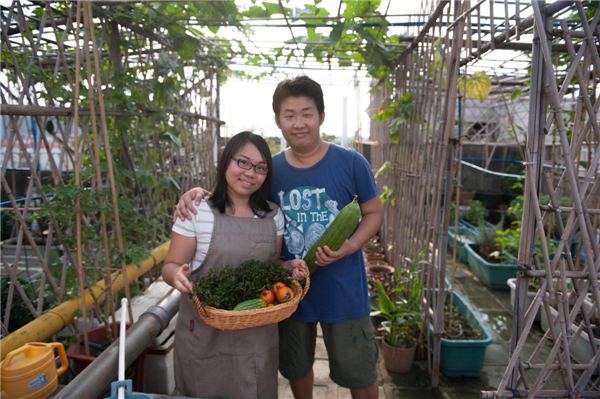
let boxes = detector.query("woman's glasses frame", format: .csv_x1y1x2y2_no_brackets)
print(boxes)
231,157,268,175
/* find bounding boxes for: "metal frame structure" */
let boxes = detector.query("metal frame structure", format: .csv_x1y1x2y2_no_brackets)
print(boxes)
369,0,600,394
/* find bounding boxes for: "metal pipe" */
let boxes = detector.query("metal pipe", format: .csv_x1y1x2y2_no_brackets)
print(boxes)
55,288,181,399
0,242,170,360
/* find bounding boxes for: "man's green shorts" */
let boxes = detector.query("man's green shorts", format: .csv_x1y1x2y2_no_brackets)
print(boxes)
278,316,379,390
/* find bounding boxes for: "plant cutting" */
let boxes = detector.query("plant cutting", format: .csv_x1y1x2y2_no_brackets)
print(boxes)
363,238,384,253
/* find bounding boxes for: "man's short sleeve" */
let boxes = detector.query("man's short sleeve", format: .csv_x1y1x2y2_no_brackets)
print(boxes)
352,151,379,204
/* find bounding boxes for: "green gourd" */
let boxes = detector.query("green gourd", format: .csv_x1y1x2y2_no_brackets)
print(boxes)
233,298,267,311
303,196,361,275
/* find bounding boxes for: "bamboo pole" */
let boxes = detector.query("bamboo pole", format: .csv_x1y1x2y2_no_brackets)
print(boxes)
82,1,134,323
72,0,90,357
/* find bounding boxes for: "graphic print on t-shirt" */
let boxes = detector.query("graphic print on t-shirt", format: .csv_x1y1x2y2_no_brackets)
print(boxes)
277,186,340,259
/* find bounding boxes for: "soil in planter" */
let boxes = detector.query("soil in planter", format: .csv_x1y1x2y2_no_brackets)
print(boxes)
477,246,504,264
442,305,483,340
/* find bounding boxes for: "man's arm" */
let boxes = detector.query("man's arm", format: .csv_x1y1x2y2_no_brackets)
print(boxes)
173,188,211,222
314,195,383,266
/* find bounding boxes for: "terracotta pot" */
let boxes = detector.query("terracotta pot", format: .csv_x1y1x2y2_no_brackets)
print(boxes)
366,265,394,295
366,260,389,267
365,252,385,261
365,264,395,275
382,340,416,374
67,322,148,390
363,246,384,254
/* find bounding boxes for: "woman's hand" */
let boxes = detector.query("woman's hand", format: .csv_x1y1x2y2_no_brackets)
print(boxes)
173,264,193,293
173,188,211,222
284,259,309,280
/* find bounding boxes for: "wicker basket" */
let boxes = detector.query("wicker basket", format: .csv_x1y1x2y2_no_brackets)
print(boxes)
193,274,310,330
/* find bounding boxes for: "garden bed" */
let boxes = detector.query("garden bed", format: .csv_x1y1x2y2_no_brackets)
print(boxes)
465,244,517,289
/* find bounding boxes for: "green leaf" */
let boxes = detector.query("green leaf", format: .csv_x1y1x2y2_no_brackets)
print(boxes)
329,23,344,46
379,186,398,206
32,7,44,19
458,71,492,102
159,52,179,72
263,2,283,15
137,170,158,187
304,42,319,56
171,35,199,61
510,87,524,101
377,161,391,176
160,128,183,148
243,5,271,18
377,280,397,316
160,174,181,194
389,117,402,143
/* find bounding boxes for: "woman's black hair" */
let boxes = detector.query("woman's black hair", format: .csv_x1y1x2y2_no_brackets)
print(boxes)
210,131,273,217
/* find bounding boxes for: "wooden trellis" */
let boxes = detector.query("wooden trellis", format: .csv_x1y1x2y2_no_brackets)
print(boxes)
1,0,223,351
369,0,600,395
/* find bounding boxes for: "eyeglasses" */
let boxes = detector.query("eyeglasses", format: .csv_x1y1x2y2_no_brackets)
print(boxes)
231,157,268,175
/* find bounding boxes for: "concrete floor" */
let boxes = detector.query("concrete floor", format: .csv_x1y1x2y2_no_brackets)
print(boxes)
276,257,559,399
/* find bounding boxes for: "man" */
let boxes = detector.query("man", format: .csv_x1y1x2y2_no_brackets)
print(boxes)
174,76,383,399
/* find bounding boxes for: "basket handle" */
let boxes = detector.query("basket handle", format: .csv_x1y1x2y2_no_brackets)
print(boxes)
193,294,209,318
298,268,310,300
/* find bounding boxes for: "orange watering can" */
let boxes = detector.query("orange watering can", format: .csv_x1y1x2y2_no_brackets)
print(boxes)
1,342,67,399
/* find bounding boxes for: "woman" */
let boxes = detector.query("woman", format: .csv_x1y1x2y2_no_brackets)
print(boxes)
162,131,306,398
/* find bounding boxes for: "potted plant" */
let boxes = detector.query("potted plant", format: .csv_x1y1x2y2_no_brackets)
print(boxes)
375,250,424,374
363,238,384,254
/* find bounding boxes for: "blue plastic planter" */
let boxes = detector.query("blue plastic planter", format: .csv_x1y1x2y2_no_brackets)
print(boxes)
464,243,517,289
431,290,493,377
448,226,475,263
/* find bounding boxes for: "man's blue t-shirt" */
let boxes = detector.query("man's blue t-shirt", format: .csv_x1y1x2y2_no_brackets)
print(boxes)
269,143,378,323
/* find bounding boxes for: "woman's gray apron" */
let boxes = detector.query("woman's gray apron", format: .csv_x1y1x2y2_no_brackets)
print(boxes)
174,203,279,398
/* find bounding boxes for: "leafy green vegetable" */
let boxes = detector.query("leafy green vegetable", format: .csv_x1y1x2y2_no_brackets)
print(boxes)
192,257,291,310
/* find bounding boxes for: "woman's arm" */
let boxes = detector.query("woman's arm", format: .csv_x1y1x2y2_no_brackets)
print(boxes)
162,232,198,293
276,235,308,281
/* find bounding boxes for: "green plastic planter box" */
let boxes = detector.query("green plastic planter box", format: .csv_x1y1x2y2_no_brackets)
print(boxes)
448,226,475,263
464,243,517,289
429,290,493,377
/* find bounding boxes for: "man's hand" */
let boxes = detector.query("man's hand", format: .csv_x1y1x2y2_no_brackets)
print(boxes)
314,240,353,267
173,188,211,222
173,264,193,293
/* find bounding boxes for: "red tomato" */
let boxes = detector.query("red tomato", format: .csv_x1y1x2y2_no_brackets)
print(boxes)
272,282,286,294
275,286,294,303
259,290,275,305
